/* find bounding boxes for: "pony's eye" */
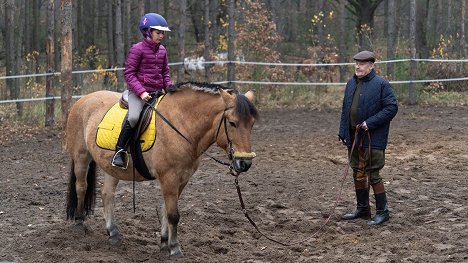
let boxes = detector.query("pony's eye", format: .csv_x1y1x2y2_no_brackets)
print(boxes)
228,121,237,128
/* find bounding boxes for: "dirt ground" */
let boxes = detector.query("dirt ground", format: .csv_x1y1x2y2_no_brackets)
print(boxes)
0,105,467,263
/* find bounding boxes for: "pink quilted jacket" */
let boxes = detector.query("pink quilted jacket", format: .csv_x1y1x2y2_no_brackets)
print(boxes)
124,38,172,96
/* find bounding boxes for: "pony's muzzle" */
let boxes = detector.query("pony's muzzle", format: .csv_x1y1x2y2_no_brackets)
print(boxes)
232,151,256,173
233,159,252,173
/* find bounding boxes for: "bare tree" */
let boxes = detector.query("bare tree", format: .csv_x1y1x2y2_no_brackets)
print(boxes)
203,0,211,82
227,0,235,89
61,0,73,127
5,0,23,115
346,0,385,50
339,0,349,82
189,1,204,43
177,0,187,82
409,0,417,105
416,0,429,58
114,0,125,87
123,0,131,55
92,0,99,46
446,0,452,37
24,0,32,54
46,0,56,127
54,0,62,74
461,0,466,59
387,0,396,78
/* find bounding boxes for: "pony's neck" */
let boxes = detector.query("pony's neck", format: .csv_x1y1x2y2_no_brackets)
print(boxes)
167,89,226,157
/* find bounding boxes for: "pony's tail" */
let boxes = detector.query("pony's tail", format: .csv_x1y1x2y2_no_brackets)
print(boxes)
66,160,97,220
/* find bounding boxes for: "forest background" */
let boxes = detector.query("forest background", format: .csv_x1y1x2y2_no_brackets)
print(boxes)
0,0,467,127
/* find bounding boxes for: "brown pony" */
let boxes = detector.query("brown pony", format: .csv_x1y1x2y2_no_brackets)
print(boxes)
65,82,258,258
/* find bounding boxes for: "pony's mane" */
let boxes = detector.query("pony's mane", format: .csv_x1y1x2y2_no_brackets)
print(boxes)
167,81,235,95
167,81,258,121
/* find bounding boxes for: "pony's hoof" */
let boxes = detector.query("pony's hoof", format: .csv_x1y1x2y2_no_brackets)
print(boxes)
169,245,184,259
169,250,184,259
160,244,170,255
72,222,87,236
108,233,122,245
107,225,122,245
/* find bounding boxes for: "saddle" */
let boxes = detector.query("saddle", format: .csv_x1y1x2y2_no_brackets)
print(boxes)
119,90,164,138
96,90,165,180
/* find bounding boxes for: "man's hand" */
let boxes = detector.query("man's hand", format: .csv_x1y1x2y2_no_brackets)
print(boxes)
359,121,368,131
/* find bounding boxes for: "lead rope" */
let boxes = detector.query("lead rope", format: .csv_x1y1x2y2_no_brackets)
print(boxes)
231,127,371,246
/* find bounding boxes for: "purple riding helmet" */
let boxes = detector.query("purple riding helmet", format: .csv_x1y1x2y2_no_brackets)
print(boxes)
139,13,171,37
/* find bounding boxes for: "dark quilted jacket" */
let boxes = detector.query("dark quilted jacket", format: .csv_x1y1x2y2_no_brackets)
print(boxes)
124,38,172,96
339,69,398,150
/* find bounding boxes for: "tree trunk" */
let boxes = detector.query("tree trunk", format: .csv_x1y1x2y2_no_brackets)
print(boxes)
446,0,452,38
460,0,466,59
458,0,466,72
91,0,98,45
114,0,125,88
339,0,348,82
387,0,396,78
203,0,211,82
46,0,56,127
177,0,187,82
409,0,417,105
124,0,131,55
316,0,325,45
106,0,115,87
189,2,203,43
416,0,428,58
5,0,23,116
227,0,235,89
436,0,443,38
54,0,62,74
61,0,73,128
24,0,32,54
347,0,385,50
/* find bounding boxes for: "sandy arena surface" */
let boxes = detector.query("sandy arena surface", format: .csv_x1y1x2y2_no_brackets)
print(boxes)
1,105,467,262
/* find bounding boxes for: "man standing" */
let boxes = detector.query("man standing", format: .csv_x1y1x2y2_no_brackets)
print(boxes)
338,51,398,225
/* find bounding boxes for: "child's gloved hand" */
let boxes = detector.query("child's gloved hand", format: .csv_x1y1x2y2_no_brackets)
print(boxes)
140,92,152,101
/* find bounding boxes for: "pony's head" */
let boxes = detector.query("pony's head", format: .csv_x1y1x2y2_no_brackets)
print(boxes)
218,89,259,173
168,82,259,173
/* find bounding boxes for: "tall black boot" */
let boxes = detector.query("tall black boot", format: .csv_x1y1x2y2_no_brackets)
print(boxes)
368,182,390,225
368,192,389,225
111,120,134,168
342,181,371,220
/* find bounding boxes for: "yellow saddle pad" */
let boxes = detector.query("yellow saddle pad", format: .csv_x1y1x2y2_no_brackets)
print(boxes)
96,96,163,152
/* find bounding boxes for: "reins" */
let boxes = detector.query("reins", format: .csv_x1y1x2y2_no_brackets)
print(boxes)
144,96,374,247
144,101,193,145
225,126,371,247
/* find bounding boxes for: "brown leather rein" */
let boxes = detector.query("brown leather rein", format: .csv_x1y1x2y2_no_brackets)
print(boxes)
228,125,371,246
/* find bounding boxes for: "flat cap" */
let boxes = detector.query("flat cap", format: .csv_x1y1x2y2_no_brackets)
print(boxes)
353,51,376,63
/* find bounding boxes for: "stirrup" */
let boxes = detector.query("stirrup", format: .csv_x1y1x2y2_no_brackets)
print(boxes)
112,149,129,169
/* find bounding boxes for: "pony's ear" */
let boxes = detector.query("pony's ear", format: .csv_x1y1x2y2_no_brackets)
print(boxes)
244,90,255,103
220,88,236,108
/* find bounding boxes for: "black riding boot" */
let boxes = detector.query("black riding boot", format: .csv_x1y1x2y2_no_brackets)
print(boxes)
111,120,134,168
368,192,390,225
342,182,371,220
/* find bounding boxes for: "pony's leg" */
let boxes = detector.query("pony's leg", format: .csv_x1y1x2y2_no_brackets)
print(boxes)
73,155,94,224
102,173,121,244
159,203,169,254
160,178,187,258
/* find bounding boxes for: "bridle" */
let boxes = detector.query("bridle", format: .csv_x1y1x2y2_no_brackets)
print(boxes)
211,109,235,170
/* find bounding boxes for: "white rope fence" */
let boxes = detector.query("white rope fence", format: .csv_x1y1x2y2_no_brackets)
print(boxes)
0,58,467,104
